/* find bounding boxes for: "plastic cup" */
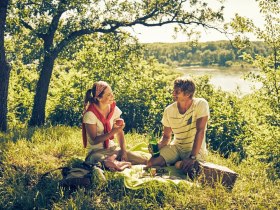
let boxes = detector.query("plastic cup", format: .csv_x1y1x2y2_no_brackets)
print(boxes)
116,118,124,126
150,168,156,177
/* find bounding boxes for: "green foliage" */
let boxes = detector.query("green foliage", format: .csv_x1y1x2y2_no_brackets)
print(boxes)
244,55,280,126
8,59,38,126
239,93,280,180
228,0,280,177
46,33,180,133
207,92,246,159
6,0,225,127
245,124,280,180
47,70,84,127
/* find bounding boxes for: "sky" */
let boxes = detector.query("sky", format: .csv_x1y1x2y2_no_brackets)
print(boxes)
128,0,264,43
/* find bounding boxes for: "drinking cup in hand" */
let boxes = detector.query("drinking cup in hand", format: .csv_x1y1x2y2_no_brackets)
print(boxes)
116,118,124,126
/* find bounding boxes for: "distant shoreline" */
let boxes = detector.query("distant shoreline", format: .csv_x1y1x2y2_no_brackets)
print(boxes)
176,65,259,72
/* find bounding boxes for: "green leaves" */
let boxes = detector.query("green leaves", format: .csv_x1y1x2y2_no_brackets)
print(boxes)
43,33,179,133
225,0,280,176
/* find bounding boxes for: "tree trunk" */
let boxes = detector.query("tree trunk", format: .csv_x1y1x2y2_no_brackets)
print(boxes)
29,54,55,126
0,0,10,132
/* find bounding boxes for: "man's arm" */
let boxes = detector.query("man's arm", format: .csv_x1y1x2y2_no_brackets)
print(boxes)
190,115,208,157
158,126,173,149
181,116,208,172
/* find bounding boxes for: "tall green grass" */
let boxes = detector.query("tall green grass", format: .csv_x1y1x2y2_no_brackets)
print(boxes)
0,126,279,209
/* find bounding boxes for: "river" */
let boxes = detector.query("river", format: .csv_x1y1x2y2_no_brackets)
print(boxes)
177,66,262,96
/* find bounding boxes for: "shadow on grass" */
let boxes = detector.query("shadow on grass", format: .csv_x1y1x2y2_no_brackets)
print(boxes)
0,157,92,209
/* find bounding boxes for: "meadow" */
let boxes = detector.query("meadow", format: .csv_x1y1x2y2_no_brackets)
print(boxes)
0,126,279,209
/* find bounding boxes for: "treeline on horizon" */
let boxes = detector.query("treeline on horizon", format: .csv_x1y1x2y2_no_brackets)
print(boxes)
143,40,270,67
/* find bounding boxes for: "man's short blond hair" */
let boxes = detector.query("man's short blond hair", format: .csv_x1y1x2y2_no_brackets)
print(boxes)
174,76,195,98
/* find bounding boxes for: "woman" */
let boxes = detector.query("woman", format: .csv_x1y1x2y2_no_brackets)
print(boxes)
82,81,148,169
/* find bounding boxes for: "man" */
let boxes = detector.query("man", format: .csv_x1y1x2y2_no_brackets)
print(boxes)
147,76,210,173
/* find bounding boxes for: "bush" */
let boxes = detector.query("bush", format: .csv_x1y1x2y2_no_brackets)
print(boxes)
45,34,180,133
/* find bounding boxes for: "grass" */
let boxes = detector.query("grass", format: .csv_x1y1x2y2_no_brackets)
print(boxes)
0,125,279,209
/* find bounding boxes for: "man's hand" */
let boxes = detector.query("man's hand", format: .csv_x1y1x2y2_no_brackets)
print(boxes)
181,158,196,174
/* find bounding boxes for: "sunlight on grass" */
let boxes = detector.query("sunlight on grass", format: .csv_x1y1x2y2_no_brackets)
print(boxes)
0,126,279,209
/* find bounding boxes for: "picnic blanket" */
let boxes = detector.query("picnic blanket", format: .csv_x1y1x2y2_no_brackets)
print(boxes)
119,164,195,190
117,142,196,189
118,142,238,190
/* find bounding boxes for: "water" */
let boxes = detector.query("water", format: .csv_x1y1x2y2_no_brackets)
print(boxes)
177,67,262,96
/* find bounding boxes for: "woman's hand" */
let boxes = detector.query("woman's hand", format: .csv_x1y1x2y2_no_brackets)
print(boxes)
112,121,125,133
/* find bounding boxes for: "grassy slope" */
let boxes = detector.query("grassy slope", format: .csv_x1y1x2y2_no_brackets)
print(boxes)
0,126,279,209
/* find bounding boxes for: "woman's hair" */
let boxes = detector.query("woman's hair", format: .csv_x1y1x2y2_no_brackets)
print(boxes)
174,76,196,98
84,81,109,109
